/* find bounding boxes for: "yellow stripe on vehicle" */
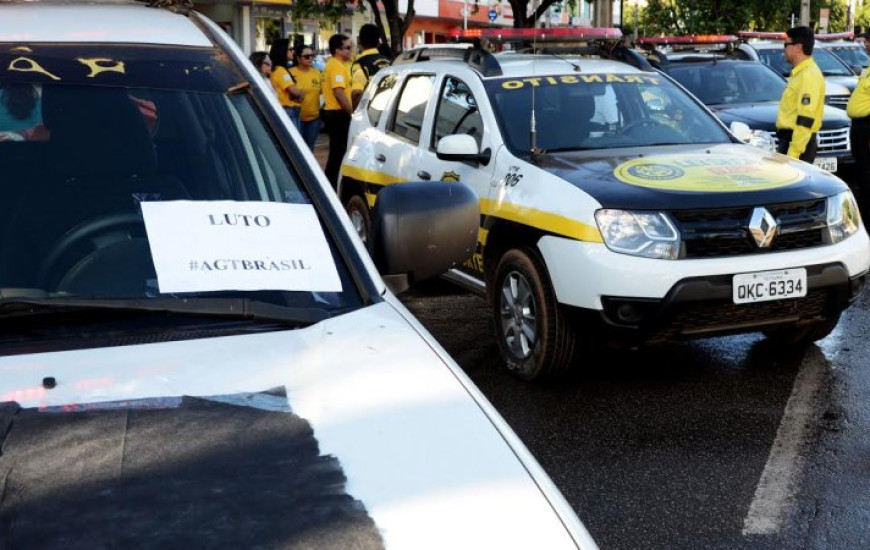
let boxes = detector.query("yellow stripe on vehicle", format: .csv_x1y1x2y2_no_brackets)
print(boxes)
481,198,603,243
341,164,405,186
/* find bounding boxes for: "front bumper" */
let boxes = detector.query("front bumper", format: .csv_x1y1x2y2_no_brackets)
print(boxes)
597,264,866,345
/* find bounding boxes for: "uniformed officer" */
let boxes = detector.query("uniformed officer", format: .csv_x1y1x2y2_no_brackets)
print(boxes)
775,26,825,162
846,32,870,213
350,24,391,110
321,33,354,189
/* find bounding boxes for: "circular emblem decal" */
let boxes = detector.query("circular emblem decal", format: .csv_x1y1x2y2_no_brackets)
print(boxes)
625,164,685,181
614,154,805,192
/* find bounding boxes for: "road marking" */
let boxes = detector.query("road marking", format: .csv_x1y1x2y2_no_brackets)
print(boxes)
742,351,824,535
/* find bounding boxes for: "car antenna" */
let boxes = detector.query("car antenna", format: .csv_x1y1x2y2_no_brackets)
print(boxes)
530,1,543,158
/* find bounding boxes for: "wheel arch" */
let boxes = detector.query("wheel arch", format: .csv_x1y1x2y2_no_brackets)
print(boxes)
482,219,548,298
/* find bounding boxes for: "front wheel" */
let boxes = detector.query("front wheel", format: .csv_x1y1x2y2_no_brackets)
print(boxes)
345,194,371,249
491,247,578,381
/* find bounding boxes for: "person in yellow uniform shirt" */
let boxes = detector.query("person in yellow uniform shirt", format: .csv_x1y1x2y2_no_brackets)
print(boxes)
321,33,354,189
268,38,304,131
350,24,391,110
775,26,825,162
290,44,322,151
846,32,870,215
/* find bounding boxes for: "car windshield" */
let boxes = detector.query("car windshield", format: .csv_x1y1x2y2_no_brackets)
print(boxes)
756,45,853,76
485,71,731,155
667,62,786,104
0,43,362,341
827,44,870,69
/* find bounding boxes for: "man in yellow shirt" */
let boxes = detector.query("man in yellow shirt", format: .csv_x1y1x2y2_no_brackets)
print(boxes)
321,33,353,189
846,31,870,214
775,26,825,162
351,24,391,110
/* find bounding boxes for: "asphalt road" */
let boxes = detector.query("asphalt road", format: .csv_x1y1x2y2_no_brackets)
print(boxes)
400,280,870,550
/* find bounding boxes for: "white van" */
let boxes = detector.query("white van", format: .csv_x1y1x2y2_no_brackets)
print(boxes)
0,2,597,548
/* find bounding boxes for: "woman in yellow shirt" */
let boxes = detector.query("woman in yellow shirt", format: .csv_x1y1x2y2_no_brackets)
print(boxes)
290,45,323,151
268,38,303,130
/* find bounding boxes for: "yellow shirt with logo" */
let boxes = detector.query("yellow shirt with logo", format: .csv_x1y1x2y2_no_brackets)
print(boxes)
322,57,351,112
776,57,825,158
290,66,322,121
270,66,300,108
351,48,381,94
846,66,870,119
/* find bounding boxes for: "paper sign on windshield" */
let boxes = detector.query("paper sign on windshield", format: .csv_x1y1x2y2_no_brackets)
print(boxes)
141,201,342,293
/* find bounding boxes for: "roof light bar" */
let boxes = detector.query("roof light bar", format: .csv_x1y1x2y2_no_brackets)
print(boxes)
815,31,855,40
737,31,787,40
449,27,623,42
637,35,738,46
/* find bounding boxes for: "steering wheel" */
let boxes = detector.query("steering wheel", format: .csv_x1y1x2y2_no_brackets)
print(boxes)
619,118,668,136
37,212,146,291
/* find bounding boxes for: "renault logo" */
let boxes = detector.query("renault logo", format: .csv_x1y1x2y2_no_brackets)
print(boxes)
748,207,778,248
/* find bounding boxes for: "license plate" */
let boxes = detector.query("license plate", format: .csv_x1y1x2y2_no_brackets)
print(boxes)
733,268,807,304
814,157,837,173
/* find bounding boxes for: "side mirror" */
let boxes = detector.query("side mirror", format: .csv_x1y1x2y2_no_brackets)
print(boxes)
370,181,479,294
436,134,491,165
852,65,863,75
730,121,752,142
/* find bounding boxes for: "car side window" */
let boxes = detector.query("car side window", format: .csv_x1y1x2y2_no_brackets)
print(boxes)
366,73,398,127
432,76,483,149
387,74,434,144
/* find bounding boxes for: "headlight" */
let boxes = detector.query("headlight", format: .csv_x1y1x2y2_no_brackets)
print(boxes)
746,130,776,152
594,209,680,259
825,190,861,244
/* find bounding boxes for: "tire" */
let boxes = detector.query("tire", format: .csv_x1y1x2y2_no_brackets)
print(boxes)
491,247,578,381
345,194,371,249
763,313,842,347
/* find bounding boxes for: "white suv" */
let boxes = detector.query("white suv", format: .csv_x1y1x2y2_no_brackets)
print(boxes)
0,3,596,548
339,28,870,381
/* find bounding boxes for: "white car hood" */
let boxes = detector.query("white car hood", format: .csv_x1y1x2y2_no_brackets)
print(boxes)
0,300,594,549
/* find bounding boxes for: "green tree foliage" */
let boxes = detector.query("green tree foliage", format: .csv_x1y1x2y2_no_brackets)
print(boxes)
631,0,853,37
291,0,410,56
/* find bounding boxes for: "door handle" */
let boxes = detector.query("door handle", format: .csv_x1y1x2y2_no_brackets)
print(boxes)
417,170,431,180
375,153,386,162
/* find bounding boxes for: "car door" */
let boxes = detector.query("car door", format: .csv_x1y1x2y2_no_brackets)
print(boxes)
417,72,498,278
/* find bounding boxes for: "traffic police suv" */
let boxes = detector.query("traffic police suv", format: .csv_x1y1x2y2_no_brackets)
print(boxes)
339,27,870,381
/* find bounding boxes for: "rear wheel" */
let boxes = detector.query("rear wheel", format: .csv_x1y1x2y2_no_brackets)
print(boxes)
345,194,370,249
763,314,842,347
491,247,578,381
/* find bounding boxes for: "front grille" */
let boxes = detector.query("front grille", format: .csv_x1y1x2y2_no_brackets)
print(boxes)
670,199,828,258
648,288,829,343
767,126,851,154
826,94,850,109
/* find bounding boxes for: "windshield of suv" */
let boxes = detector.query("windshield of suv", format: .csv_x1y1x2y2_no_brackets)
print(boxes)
756,46,854,76
486,72,730,155
0,44,362,347
827,44,870,69
667,62,786,104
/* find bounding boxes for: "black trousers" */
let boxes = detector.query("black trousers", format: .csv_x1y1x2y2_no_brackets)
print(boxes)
850,117,870,211
322,109,351,190
776,129,818,163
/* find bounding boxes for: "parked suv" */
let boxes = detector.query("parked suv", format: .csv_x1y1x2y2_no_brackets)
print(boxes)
737,31,857,109
0,2,597,548
638,35,853,175
339,28,869,381
815,32,869,74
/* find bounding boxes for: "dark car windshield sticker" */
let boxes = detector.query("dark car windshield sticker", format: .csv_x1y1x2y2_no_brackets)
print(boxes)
614,154,805,191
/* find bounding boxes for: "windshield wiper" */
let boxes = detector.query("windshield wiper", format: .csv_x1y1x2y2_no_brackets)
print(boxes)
0,297,330,326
